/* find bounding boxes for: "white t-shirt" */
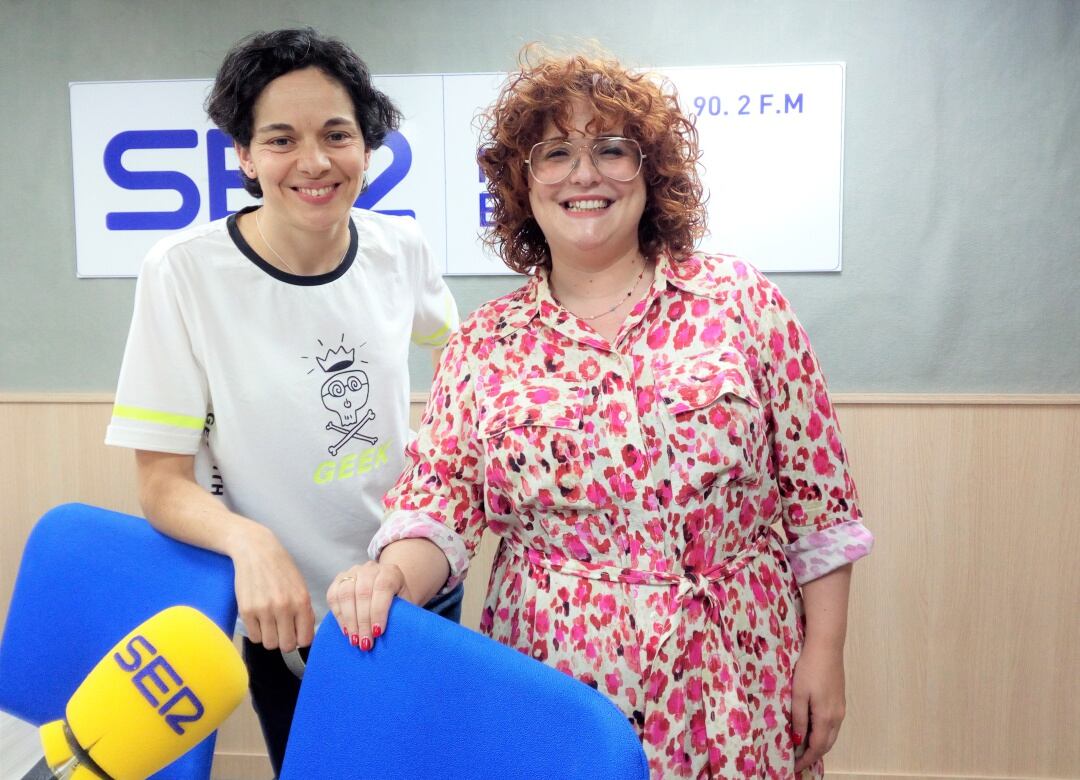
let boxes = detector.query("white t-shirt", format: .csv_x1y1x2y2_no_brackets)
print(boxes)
106,206,458,622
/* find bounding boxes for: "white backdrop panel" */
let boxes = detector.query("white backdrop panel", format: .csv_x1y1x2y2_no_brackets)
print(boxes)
70,64,844,277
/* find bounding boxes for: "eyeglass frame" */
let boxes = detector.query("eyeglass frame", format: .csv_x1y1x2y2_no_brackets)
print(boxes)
524,136,647,185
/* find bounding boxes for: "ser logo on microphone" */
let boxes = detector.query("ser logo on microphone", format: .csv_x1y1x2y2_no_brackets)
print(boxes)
112,634,205,735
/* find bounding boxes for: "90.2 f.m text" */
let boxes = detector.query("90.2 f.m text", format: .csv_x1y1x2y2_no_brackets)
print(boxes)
691,93,804,118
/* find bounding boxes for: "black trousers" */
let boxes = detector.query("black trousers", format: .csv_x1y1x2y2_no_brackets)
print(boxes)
242,584,464,777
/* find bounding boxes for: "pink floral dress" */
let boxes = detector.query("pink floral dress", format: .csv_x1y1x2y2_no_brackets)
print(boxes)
372,253,873,778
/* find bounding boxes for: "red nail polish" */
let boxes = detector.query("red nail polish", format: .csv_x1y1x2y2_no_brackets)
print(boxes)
350,634,359,646
360,636,372,651
342,624,349,636
372,624,383,638
793,732,804,745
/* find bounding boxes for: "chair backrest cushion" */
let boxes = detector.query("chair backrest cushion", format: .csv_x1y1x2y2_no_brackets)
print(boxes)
281,598,648,780
0,503,238,780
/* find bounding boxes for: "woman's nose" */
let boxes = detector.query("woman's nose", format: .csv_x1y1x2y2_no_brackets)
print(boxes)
296,141,332,176
567,147,602,185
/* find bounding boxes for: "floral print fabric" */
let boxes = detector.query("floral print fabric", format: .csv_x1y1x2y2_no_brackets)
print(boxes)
373,254,873,778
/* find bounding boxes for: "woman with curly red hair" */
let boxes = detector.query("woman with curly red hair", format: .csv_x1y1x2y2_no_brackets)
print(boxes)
330,49,873,778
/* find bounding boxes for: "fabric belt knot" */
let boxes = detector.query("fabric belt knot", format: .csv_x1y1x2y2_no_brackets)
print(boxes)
646,526,775,776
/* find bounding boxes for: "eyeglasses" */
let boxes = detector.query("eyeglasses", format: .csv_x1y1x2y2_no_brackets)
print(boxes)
525,137,646,185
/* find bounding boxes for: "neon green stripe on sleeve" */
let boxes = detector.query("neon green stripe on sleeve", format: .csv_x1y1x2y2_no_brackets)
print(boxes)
412,293,455,347
112,404,205,431
412,322,450,347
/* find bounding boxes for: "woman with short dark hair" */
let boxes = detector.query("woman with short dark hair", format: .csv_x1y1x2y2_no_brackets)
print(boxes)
107,28,461,773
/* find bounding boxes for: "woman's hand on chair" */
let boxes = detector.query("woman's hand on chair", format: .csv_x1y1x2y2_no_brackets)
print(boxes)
327,561,412,651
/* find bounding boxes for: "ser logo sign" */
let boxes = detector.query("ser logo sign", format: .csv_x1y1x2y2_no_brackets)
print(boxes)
71,74,538,277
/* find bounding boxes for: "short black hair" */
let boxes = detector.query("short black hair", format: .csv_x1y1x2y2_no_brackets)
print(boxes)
205,27,401,197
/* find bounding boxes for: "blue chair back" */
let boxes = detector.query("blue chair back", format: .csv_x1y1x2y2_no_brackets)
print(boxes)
281,598,648,779
0,503,238,780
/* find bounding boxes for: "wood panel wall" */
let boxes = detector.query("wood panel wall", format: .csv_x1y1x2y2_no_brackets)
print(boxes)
1,395,1077,779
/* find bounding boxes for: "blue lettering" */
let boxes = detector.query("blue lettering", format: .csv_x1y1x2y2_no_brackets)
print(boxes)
785,93,804,113
355,131,414,218
159,687,205,735
479,192,496,227
112,637,207,734
104,130,200,230
759,93,774,113
101,126,424,230
113,634,156,672
131,654,183,708
205,129,244,220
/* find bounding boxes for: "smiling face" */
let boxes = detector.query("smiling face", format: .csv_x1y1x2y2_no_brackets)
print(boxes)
527,100,647,268
236,67,370,237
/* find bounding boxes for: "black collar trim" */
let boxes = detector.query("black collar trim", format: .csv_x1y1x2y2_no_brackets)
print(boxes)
227,206,357,286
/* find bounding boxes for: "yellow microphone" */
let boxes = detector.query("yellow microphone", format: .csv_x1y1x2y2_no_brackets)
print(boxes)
30,606,247,780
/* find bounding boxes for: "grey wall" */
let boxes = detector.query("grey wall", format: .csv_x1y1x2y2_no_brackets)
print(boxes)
2,0,1077,392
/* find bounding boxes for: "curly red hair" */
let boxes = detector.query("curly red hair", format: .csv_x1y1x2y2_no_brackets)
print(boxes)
478,48,706,274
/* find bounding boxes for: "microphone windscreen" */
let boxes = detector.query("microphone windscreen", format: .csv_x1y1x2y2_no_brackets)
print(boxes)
53,605,247,780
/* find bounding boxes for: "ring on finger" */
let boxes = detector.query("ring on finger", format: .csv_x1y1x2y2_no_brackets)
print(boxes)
337,575,357,586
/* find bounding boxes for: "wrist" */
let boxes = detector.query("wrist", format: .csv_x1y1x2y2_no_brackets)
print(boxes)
221,514,273,559
801,629,846,656
379,538,450,603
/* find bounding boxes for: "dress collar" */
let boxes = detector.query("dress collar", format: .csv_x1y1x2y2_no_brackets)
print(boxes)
658,252,752,300
490,252,742,342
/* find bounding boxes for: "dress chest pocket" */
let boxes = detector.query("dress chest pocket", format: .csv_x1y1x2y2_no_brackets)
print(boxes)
654,351,764,504
478,380,592,512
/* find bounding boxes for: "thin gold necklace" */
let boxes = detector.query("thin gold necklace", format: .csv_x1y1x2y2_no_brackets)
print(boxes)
551,261,648,321
254,208,347,275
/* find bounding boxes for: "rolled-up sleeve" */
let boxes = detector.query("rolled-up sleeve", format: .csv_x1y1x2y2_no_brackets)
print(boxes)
369,329,487,590
755,280,873,584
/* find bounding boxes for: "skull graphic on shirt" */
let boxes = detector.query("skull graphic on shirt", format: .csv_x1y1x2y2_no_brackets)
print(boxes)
320,370,370,426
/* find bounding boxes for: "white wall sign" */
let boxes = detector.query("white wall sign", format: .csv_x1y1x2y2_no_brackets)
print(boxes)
69,64,844,277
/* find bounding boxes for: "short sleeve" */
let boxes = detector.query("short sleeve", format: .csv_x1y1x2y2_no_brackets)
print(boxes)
105,248,209,454
755,280,873,584
369,328,486,589
408,225,459,349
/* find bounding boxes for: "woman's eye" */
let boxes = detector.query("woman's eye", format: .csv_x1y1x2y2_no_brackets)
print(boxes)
544,147,571,160
597,143,626,158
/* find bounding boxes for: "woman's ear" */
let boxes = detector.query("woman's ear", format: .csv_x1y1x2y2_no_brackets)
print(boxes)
235,141,256,179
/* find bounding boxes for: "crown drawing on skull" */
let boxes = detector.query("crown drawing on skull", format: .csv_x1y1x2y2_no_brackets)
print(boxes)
316,346,356,373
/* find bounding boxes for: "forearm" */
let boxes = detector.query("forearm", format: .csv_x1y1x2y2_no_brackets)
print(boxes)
135,450,269,560
137,450,313,649
378,537,451,605
800,563,853,652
